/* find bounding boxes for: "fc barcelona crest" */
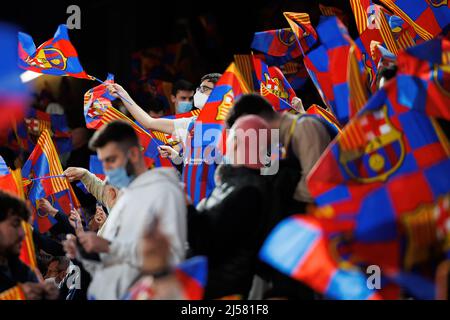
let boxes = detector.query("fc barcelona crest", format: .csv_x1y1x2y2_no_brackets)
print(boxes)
339,105,405,183
427,0,447,7
25,47,68,71
277,28,296,47
261,73,289,100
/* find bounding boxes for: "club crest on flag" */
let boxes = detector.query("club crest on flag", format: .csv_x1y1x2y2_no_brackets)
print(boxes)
277,28,296,47
427,0,447,7
261,73,289,100
216,90,234,121
25,47,67,71
339,106,405,183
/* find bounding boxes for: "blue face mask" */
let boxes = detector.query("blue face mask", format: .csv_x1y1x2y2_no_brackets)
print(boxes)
177,101,193,113
105,163,134,189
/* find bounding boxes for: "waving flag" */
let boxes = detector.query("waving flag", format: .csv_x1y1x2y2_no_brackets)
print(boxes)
185,63,250,205
307,104,342,134
284,12,319,56
0,24,30,138
174,256,208,300
317,16,370,125
260,215,382,300
303,45,336,111
252,56,297,112
22,130,81,233
306,74,450,298
395,37,450,120
380,0,450,41
84,75,172,168
89,155,105,180
349,0,400,91
18,24,93,80
251,28,302,65
0,157,20,196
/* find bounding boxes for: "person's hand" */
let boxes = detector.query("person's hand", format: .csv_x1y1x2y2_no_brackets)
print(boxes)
140,218,171,274
158,145,179,159
78,232,110,254
69,209,83,233
42,282,59,300
20,282,44,300
291,97,305,114
38,198,58,217
107,84,132,103
94,206,107,229
64,167,87,182
63,234,79,260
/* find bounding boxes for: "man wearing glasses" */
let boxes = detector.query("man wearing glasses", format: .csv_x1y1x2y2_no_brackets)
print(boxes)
108,73,221,150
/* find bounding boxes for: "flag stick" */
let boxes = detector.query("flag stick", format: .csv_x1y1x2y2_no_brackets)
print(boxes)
91,76,133,105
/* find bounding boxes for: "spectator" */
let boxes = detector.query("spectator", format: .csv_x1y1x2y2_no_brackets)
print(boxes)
62,120,187,299
170,79,195,114
0,191,58,300
188,115,274,299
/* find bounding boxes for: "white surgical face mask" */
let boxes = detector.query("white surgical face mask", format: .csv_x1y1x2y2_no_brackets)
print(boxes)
193,91,209,110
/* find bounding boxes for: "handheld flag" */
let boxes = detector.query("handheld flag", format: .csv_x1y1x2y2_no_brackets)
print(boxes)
250,28,302,65
18,24,94,80
0,23,29,138
284,12,319,56
380,0,450,41
260,215,382,300
84,75,172,168
252,56,297,112
22,130,81,233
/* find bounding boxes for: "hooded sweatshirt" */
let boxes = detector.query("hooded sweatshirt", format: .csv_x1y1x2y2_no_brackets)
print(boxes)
84,167,187,300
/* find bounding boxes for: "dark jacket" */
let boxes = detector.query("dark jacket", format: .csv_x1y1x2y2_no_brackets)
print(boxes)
188,165,273,299
0,256,38,293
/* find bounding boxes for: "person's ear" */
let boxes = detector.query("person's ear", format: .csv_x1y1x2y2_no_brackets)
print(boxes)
129,146,141,164
170,95,177,105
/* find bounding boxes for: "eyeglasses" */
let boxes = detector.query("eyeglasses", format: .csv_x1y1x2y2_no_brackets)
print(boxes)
196,85,214,94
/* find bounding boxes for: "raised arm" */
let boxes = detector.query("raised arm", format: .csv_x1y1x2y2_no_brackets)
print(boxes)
108,83,175,135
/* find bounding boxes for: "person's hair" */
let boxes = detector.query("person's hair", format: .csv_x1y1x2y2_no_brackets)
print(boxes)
171,79,194,96
0,191,30,223
226,94,277,128
89,120,140,152
50,256,70,271
200,73,222,85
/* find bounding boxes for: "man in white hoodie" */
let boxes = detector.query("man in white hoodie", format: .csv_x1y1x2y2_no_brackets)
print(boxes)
63,120,187,300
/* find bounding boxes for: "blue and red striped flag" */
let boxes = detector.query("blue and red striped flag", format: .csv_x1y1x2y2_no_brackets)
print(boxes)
395,37,450,120
18,24,94,80
380,0,450,41
22,130,81,233
251,28,302,66
84,75,173,168
284,12,319,56
0,24,30,139
185,63,250,205
174,256,208,300
316,16,370,125
252,56,297,112
89,155,105,180
349,0,400,91
260,215,382,300
305,71,450,298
